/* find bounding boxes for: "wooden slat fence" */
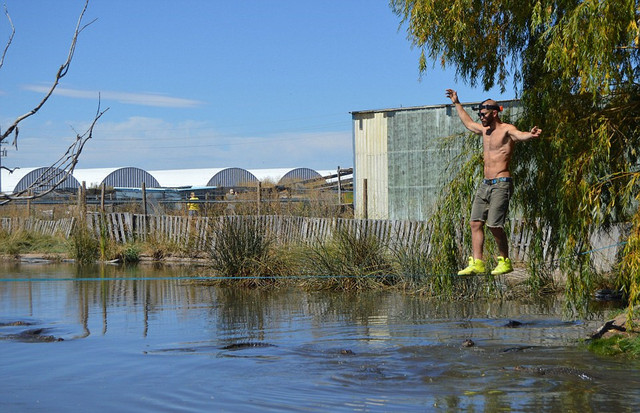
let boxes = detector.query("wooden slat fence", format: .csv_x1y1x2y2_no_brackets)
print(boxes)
5,213,622,269
0,217,75,238
0,213,551,260
83,213,439,252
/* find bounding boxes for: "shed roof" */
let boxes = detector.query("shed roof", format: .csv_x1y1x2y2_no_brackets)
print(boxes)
0,166,339,193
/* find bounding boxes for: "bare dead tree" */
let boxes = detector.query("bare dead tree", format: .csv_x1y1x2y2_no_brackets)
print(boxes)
0,101,108,204
0,0,108,201
0,5,15,71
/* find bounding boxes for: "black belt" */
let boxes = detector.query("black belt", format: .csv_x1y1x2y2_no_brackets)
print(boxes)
483,177,512,185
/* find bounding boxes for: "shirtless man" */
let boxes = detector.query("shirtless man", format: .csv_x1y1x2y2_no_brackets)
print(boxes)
445,89,541,275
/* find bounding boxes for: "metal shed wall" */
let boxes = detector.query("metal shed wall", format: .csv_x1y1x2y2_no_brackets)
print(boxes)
352,100,520,221
353,112,389,219
207,167,258,187
13,167,80,193
101,167,160,188
278,168,322,184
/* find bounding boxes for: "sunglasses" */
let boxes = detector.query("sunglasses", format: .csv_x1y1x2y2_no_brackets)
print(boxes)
474,103,503,119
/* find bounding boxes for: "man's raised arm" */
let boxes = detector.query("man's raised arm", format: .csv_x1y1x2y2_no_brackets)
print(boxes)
446,89,483,135
508,125,542,141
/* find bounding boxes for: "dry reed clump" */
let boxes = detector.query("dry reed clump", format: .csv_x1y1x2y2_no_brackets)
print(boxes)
0,229,67,257
143,235,174,261
206,217,296,287
300,227,395,291
68,224,100,265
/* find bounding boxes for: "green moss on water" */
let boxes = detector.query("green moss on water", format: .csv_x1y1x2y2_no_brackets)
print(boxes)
587,335,640,358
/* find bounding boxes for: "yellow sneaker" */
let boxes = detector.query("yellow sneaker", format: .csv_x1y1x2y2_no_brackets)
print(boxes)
457,257,486,275
491,257,513,275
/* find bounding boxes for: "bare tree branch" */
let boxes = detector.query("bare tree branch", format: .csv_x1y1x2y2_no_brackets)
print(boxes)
0,102,109,203
0,166,18,173
0,4,15,70
0,0,94,145
0,0,108,203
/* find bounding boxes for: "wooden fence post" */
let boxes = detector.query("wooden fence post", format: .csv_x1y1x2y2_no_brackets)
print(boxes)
100,182,106,212
77,181,87,221
257,181,261,216
141,182,148,240
27,189,32,217
337,165,342,208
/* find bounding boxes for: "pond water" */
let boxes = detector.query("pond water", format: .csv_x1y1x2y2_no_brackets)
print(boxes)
1,263,639,412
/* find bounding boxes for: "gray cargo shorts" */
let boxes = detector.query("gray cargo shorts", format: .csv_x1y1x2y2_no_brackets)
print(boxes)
470,179,513,228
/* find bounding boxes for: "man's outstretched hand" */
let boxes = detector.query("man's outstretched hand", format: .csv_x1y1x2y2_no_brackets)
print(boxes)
530,126,542,138
445,89,460,104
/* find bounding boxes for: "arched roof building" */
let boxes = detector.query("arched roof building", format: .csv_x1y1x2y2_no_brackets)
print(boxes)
12,167,80,193
207,167,258,187
72,167,160,189
102,167,160,188
277,167,323,185
0,166,343,193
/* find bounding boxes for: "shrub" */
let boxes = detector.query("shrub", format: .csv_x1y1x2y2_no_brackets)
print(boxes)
302,227,394,290
117,243,141,264
208,217,285,286
68,224,99,265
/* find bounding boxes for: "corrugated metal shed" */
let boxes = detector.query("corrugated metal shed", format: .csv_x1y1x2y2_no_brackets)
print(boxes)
12,167,80,193
101,167,160,188
207,167,258,187
352,111,389,219
278,167,322,184
352,100,520,221
1,167,38,194
0,166,343,193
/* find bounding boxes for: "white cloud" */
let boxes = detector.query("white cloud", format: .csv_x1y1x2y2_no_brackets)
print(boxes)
81,118,352,170
3,116,353,173
23,85,205,108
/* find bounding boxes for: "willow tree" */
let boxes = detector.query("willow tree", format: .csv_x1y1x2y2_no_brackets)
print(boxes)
390,0,640,313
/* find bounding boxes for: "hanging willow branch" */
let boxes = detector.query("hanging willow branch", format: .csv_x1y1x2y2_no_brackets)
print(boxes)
0,0,107,202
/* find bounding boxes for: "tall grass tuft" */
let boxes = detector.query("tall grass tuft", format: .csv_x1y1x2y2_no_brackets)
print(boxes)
208,217,288,286
302,226,394,290
116,242,141,265
68,224,100,265
0,229,67,257
391,232,431,287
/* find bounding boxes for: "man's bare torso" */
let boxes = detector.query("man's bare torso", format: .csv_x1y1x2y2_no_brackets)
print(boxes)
481,122,516,179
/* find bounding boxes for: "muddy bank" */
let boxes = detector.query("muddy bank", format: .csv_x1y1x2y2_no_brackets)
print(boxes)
591,310,640,340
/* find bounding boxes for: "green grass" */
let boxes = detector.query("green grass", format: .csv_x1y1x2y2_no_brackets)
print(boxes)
587,335,640,358
68,225,100,265
116,243,142,264
207,217,296,286
0,230,68,256
301,227,395,290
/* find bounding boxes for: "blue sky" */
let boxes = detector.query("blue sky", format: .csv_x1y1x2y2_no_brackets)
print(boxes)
0,0,513,172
